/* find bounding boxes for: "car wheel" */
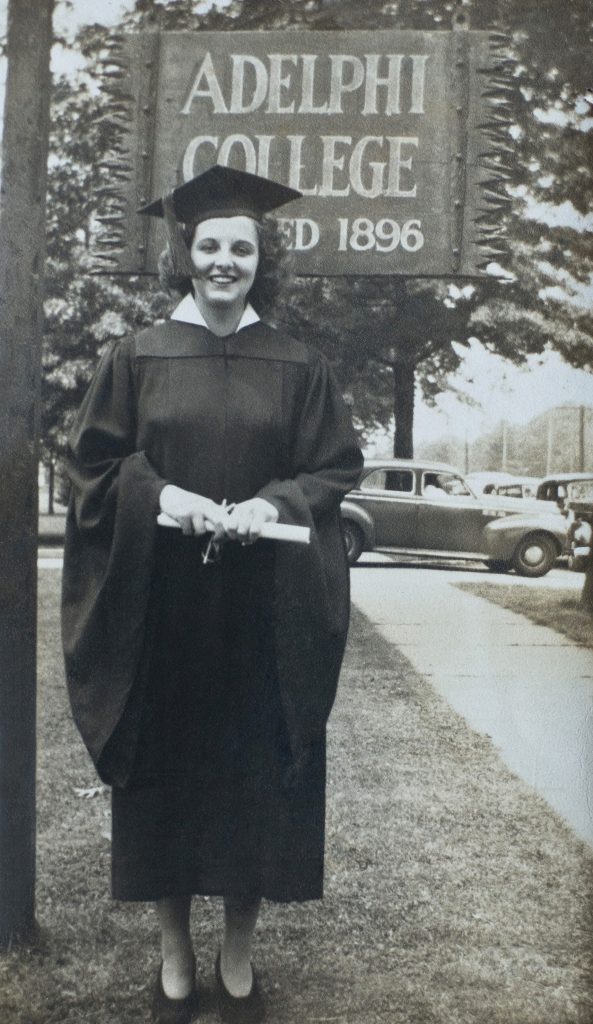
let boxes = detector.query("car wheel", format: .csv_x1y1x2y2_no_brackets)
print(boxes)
512,533,558,578
486,560,511,574
342,521,364,565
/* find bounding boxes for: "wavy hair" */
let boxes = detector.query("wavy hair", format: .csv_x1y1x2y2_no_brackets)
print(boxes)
157,215,291,318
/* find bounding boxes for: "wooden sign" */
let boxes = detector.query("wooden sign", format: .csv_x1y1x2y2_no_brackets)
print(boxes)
95,28,511,277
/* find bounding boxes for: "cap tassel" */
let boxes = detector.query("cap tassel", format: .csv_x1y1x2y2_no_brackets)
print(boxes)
162,192,196,279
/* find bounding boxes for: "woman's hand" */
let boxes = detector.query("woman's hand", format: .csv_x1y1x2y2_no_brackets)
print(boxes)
223,498,279,544
159,484,228,538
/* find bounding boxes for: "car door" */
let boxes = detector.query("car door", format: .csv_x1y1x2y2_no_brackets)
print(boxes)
357,467,418,548
416,471,488,553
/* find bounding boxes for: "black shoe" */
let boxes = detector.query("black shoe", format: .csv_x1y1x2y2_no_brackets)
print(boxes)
214,950,266,1024
152,957,199,1024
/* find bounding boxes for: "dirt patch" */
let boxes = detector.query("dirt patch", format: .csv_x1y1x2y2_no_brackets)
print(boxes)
1,570,592,1023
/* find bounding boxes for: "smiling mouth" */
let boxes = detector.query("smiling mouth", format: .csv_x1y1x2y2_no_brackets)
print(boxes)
209,275,237,284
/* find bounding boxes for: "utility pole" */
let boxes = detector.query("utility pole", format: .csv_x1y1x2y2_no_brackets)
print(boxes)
545,411,554,475
501,420,508,473
0,0,53,947
578,405,585,472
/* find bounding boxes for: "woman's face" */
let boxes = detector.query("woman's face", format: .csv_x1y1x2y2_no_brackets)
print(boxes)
190,215,259,310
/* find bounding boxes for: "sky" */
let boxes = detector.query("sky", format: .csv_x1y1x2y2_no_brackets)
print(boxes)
412,344,593,443
0,0,592,448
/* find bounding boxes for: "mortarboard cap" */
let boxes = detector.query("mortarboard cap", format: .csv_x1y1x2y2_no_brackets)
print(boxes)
138,164,302,224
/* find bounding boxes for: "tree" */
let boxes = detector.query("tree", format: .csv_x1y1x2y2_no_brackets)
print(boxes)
466,0,593,371
474,0,593,607
277,274,476,456
222,0,593,426
45,0,592,466
189,0,587,456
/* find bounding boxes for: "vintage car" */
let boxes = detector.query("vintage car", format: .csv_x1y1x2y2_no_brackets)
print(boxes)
565,478,593,572
340,459,568,576
536,472,593,507
466,472,541,500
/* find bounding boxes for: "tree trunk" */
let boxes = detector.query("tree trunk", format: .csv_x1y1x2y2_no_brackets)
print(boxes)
578,406,585,472
501,420,508,472
581,546,593,614
392,360,415,458
545,412,553,474
48,459,55,515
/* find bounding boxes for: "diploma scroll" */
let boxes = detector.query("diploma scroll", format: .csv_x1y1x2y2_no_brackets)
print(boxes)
157,511,310,545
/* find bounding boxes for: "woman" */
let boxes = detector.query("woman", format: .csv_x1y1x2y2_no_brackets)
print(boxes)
62,165,363,1024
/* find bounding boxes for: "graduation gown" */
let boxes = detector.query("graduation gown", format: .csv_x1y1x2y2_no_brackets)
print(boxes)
61,316,363,902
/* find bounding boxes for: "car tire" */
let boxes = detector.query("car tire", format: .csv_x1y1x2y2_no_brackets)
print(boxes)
342,521,364,565
512,533,558,578
486,560,511,574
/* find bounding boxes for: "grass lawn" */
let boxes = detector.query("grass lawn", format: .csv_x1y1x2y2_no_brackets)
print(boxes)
1,569,592,1023
455,580,593,648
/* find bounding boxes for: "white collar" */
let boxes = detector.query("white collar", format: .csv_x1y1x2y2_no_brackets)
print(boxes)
171,293,260,332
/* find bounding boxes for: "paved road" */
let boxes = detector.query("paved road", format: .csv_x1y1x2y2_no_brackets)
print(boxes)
351,558,593,847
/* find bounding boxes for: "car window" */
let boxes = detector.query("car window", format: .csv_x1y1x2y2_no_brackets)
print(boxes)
361,468,414,493
422,472,473,497
497,484,523,498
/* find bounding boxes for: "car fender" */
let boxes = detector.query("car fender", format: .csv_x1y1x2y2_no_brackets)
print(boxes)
483,513,567,560
340,499,376,549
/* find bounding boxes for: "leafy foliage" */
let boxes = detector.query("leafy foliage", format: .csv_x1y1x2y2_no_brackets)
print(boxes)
42,65,171,465
469,0,593,373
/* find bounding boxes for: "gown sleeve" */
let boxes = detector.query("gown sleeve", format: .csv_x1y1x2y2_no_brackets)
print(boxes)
255,352,364,782
255,351,363,525
61,338,167,784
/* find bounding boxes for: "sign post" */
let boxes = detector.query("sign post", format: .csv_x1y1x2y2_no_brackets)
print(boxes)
0,0,53,947
566,482,593,613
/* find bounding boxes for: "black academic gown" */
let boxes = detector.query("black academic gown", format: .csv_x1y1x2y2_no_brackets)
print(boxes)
61,318,363,902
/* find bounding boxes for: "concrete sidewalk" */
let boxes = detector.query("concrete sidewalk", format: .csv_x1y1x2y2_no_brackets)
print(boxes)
351,561,593,847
